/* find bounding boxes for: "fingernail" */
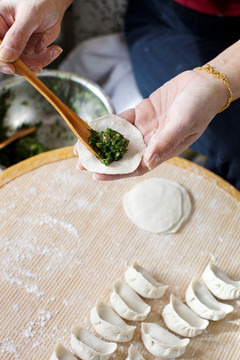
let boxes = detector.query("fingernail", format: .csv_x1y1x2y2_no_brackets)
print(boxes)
29,66,42,73
51,48,63,60
1,66,15,75
92,173,97,180
76,163,81,170
73,148,78,155
145,154,161,170
0,45,15,62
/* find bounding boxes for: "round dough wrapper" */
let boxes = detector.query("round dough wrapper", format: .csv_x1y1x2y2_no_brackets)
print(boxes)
123,178,191,234
77,114,146,174
165,183,192,233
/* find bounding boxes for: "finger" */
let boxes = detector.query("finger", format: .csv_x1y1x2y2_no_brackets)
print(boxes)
0,61,15,75
0,12,39,62
0,15,9,38
117,108,135,124
144,128,200,170
41,23,62,47
76,159,86,170
73,142,79,155
19,45,63,73
23,34,47,55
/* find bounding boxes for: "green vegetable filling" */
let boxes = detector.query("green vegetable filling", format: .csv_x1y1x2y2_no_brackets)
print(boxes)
88,128,129,166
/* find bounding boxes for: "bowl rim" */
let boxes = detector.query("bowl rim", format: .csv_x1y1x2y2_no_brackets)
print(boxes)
0,69,115,115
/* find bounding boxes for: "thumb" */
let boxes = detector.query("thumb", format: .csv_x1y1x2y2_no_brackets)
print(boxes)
0,16,38,62
143,127,177,170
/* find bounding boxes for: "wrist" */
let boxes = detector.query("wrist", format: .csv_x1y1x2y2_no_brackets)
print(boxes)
193,64,232,113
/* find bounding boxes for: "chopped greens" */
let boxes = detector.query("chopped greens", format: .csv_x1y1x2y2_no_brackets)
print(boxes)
88,128,129,166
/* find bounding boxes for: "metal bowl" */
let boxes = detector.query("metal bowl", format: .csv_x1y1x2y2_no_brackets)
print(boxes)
0,70,114,167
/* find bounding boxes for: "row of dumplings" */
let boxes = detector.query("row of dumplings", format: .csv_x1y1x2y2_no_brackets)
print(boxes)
51,261,240,360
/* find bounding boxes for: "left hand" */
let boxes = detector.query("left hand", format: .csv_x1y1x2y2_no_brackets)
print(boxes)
75,69,229,180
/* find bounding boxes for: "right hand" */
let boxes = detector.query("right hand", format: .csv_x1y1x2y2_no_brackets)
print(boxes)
0,0,72,74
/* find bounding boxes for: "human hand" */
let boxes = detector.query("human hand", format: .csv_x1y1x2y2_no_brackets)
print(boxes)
0,0,72,74
75,69,229,180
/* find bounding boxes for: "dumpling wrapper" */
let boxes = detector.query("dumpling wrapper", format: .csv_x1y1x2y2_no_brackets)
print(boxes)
123,178,191,233
77,115,146,174
162,294,209,337
71,326,117,360
185,279,234,321
90,300,136,342
141,322,190,358
126,344,145,360
164,181,192,233
110,280,151,321
125,262,168,299
202,262,240,300
50,343,78,360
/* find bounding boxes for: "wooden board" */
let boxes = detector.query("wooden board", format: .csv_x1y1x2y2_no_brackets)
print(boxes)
0,148,240,360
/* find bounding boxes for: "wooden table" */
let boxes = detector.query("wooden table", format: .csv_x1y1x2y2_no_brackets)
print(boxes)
0,148,239,360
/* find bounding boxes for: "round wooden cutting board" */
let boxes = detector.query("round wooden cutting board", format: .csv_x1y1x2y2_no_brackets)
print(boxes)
0,148,239,360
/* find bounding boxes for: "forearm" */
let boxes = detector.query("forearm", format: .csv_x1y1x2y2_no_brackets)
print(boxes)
202,40,240,102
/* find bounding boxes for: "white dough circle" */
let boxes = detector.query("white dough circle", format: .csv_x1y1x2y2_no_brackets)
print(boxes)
78,115,146,174
123,178,191,233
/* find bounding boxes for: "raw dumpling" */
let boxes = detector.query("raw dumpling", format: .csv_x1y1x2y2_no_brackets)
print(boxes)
126,344,145,360
162,294,209,337
202,262,240,300
50,343,78,360
78,114,146,174
141,322,190,358
125,262,168,299
71,326,117,360
110,280,151,321
123,178,191,234
90,300,136,342
185,279,234,321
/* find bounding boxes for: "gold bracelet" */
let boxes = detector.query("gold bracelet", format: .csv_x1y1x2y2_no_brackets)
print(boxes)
194,63,233,113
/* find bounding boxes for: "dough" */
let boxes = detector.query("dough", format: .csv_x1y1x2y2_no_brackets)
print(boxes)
125,262,168,299
71,326,117,360
123,178,191,234
141,322,190,358
202,262,240,300
50,343,77,360
110,280,151,321
162,294,209,337
77,114,146,174
90,300,136,342
185,279,234,321
126,344,145,360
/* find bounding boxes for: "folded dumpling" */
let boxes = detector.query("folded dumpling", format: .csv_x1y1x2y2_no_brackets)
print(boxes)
185,279,234,321
71,326,117,360
162,294,209,337
110,280,151,321
141,322,190,358
202,262,240,300
125,262,168,299
90,300,136,342
50,343,78,360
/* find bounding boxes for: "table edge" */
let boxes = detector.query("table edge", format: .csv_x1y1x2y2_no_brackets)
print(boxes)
0,147,239,201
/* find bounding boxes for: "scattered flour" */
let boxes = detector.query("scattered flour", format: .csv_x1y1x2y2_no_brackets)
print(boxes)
3,273,45,297
0,339,19,359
